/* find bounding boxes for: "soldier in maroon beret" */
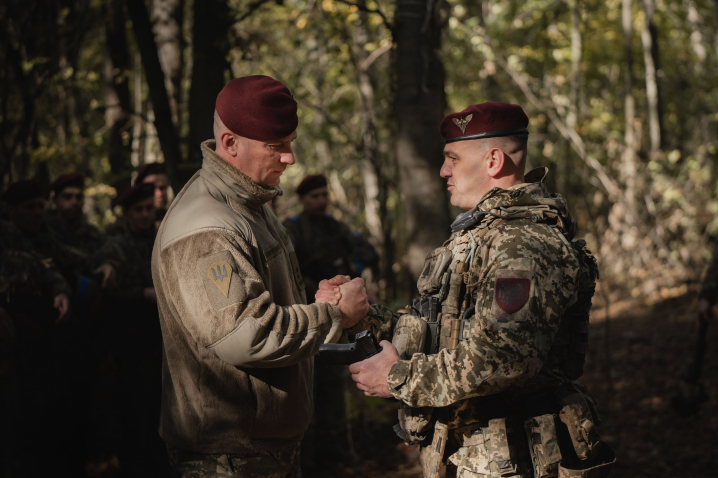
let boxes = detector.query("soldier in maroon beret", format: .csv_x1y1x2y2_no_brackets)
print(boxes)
154,75,370,477
46,173,106,257
319,102,615,478
134,162,170,222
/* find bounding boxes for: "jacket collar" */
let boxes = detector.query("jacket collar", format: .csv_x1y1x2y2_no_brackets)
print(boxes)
477,167,550,211
200,140,282,209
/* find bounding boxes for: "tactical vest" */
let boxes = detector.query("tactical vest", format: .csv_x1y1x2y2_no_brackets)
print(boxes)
410,210,598,381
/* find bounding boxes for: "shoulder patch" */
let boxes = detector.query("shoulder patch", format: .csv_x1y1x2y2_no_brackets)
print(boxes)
495,278,529,313
197,250,245,310
207,260,232,297
491,269,533,321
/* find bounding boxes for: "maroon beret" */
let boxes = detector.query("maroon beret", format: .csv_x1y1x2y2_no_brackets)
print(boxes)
216,75,298,141
113,183,155,208
135,162,167,185
51,173,84,194
1,180,45,205
440,102,529,143
296,174,327,197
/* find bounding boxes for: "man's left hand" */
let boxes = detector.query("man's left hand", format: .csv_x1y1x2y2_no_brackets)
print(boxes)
349,340,400,398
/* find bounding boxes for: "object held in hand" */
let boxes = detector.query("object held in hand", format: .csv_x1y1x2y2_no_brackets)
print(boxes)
317,330,382,365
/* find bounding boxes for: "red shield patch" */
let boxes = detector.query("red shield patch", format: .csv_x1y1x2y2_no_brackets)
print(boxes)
495,278,530,314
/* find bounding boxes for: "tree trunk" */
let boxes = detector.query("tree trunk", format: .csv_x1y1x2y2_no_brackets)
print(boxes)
188,0,230,164
152,0,184,126
104,0,133,179
641,0,663,152
351,4,397,300
125,0,182,189
394,0,451,282
621,0,637,209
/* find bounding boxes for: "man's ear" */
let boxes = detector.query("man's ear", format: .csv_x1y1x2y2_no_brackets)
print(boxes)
486,148,505,178
219,131,239,157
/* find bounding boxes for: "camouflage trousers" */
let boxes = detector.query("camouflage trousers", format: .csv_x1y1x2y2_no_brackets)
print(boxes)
166,443,302,478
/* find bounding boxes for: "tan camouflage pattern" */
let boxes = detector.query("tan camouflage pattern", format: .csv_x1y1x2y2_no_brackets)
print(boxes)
385,168,596,476
387,169,581,408
348,304,397,343
167,443,301,478
45,209,105,252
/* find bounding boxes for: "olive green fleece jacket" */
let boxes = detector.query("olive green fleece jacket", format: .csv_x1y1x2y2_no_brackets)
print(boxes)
152,140,344,454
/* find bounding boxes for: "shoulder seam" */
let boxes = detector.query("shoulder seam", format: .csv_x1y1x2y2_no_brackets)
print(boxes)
161,226,249,251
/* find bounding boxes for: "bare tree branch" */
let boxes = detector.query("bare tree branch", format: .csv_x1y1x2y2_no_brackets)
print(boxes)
337,0,393,33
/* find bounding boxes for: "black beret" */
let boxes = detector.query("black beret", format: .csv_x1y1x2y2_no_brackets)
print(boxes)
51,173,85,194
135,162,167,185
1,180,45,205
113,183,155,208
295,175,327,197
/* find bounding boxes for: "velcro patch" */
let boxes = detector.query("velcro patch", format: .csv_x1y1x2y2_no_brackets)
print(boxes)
197,250,244,310
207,260,232,297
495,278,530,313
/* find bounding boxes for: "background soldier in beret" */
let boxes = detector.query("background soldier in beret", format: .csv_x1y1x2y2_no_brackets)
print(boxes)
283,174,379,471
134,162,171,223
46,172,105,253
95,182,171,477
318,102,615,477
152,75,371,477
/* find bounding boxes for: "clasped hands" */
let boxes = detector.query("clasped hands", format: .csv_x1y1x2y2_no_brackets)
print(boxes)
315,275,399,399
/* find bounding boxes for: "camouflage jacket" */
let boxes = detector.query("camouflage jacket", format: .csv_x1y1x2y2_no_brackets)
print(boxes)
0,220,71,300
387,168,582,413
97,223,155,303
45,209,105,253
20,223,93,288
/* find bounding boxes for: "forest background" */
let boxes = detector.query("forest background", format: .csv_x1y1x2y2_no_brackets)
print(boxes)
2,1,718,476
2,0,718,304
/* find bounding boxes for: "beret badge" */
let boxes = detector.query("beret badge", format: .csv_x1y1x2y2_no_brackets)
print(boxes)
453,114,473,135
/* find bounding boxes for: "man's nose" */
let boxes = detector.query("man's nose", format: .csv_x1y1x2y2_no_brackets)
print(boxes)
440,159,452,178
280,151,296,165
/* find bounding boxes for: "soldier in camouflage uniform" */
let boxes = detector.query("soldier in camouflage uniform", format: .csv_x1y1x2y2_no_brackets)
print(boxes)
45,173,105,253
283,175,379,471
319,103,615,478
135,162,171,224
96,182,171,477
0,191,75,476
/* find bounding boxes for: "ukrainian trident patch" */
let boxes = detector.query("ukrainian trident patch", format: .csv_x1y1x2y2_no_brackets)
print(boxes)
207,260,232,297
495,278,530,314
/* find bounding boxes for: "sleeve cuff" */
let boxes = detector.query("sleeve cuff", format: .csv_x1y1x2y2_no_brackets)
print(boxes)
322,304,344,344
387,360,411,398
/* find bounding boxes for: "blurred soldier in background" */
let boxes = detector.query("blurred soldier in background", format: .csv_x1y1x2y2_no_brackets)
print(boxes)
1,185,76,476
134,162,170,224
97,182,170,478
283,174,378,301
283,174,379,472
46,173,105,252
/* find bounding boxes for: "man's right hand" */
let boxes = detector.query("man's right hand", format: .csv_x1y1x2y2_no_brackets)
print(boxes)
316,276,368,328
315,275,351,305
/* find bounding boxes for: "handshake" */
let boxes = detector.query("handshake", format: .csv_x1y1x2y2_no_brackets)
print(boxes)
314,275,370,330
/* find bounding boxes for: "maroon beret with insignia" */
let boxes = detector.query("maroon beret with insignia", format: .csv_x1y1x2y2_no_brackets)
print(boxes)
295,174,327,197
440,102,529,143
113,183,155,208
1,180,45,205
216,75,298,141
51,173,85,194
134,162,166,185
